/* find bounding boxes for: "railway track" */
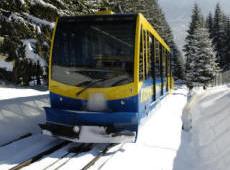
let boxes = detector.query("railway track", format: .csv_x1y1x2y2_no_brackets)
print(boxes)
10,141,69,170
1,134,124,170
81,144,118,170
41,144,94,170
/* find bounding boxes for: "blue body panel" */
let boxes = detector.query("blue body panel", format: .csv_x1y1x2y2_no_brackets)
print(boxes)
45,77,168,134
45,108,139,125
50,93,139,112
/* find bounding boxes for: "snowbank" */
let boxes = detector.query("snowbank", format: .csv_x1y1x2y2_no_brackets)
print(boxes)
181,85,230,170
0,87,49,146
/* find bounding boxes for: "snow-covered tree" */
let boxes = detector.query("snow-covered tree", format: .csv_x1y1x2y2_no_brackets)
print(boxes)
184,4,204,61
223,17,230,70
212,3,226,69
171,44,185,80
0,0,101,85
0,0,183,85
205,3,230,71
186,27,219,88
206,12,214,38
184,4,204,88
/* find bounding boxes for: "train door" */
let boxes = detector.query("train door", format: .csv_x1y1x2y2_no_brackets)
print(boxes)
139,28,149,82
162,48,167,94
160,45,167,95
166,51,169,92
139,28,155,106
150,35,156,101
155,40,161,98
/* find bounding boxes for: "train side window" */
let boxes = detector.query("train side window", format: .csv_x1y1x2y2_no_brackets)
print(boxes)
139,27,144,81
146,31,152,78
159,45,165,95
155,41,160,78
162,48,166,80
143,29,147,79
165,51,169,91
149,35,155,78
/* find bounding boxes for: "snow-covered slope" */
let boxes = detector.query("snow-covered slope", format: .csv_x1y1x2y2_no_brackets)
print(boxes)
179,85,230,170
0,87,49,146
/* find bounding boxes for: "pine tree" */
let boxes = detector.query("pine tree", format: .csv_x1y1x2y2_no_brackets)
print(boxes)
171,44,185,80
184,4,204,88
206,12,214,38
212,3,225,69
186,27,219,88
184,4,204,61
223,17,230,70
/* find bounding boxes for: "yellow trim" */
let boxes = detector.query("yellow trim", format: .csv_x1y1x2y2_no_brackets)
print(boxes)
138,14,170,52
49,17,59,91
134,15,141,93
145,30,148,76
140,84,161,103
96,10,114,15
49,80,136,100
147,32,150,75
136,13,172,92
142,28,145,80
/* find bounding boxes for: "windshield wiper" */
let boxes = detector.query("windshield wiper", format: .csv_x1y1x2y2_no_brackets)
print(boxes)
111,77,129,87
76,78,107,97
75,80,92,87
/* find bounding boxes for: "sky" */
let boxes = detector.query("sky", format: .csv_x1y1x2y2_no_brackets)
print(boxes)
158,0,230,53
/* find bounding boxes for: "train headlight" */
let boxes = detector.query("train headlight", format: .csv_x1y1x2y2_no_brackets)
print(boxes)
73,126,80,133
43,130,52,136
87,93,107,111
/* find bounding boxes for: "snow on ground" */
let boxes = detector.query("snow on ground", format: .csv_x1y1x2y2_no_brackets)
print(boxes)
0,84,229,170
0,87,49,146
183,85,230,170
0,134,61,170
4,85,228,170
0,86,188,170
90,86,189,170
0,87,48,100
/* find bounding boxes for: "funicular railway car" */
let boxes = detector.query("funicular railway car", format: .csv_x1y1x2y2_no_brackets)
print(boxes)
40,11,174,143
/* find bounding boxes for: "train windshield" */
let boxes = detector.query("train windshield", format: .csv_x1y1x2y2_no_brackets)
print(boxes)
52,16,136,87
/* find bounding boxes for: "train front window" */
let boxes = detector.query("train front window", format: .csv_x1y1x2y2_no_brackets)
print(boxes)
52,17,135,87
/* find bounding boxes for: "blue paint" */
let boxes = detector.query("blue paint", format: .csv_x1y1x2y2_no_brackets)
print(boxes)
46,76,168,136
50,92,138,112
45,107,140,125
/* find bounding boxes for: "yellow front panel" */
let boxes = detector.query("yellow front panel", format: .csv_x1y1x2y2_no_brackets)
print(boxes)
50,80,137,100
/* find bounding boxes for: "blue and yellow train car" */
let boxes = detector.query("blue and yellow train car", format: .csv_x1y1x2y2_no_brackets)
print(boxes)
40,11,174,143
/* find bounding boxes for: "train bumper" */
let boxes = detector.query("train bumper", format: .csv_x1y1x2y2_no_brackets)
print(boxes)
40,107,139,143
